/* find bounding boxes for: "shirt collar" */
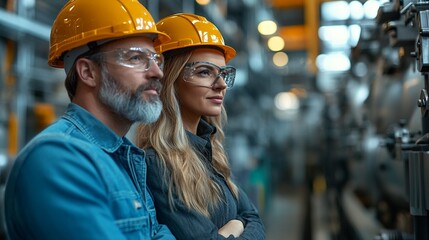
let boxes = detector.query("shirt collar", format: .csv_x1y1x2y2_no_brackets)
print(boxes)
186,119,216,148
63,103,125,153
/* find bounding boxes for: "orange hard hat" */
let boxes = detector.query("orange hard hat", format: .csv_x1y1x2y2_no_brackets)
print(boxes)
48,0,170,68
154,13,236,62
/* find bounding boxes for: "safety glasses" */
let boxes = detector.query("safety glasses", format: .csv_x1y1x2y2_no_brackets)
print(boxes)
183,61,236,89
89,47,164,71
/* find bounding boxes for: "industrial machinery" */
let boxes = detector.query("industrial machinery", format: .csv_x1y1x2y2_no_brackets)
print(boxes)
340,0,429,239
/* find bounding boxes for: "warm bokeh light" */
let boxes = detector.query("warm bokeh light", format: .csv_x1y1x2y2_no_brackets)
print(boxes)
267,36,285,51
274,92,300,111
258,20,277,35
290,87,307,98
196,0,210,5
272,52,289,67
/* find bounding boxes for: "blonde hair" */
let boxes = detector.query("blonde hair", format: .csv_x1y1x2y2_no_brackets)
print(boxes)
137,49,238,217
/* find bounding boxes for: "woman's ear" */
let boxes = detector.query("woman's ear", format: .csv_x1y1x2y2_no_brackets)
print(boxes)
75,58,98,87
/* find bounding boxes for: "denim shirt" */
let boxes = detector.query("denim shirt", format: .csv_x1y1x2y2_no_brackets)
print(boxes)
4,103,175,240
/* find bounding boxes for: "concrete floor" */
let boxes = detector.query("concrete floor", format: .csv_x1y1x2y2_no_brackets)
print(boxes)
264,185,332,240
264,186,306,240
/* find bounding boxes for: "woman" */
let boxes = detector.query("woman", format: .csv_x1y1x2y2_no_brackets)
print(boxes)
136,13,265,239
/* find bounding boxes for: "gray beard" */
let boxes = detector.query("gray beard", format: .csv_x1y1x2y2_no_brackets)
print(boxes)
98,67,162,124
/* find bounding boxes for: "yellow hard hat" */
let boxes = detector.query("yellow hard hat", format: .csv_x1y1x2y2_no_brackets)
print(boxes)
48,0,170,68
154,13,236,62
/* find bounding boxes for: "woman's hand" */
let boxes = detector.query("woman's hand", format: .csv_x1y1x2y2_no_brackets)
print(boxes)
218,219,244,238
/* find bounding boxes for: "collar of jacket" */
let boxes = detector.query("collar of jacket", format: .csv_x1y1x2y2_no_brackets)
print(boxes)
62,103,127,153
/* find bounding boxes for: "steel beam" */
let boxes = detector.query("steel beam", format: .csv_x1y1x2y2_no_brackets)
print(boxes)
0,8,50,41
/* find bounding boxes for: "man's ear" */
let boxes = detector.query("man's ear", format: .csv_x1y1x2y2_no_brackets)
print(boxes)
75,58,99,87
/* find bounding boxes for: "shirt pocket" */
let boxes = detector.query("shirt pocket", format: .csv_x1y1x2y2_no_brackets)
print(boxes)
109,190,150,227
115,215,149,233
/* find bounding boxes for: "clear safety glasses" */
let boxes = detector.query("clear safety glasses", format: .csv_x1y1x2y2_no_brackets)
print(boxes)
89,47,164,71
183,61,236,89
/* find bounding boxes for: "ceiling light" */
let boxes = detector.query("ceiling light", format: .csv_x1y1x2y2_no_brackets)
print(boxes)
349,1,364,20
319,25,349,49
273,52,289,67
316,52,351,72
321,1,350,21
258,20,277,35
274,92,299,111
268,36,285,51
363,0,380,19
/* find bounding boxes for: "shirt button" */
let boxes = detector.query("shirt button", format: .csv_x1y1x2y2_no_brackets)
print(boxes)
133,200,142,209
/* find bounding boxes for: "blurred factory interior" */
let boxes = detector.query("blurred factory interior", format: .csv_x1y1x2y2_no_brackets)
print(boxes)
3,0,429,239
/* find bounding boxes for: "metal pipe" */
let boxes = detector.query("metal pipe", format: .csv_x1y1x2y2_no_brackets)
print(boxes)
0,8,50,41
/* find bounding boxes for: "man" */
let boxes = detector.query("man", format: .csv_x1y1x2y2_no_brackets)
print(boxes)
4,0,175,239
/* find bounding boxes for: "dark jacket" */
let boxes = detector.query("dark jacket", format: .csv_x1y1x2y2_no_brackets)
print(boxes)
145,119,265,239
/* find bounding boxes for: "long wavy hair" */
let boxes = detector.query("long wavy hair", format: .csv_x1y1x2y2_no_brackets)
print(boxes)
136,49,238,217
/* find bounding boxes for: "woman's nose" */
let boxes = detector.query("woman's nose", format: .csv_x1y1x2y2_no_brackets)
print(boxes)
212,76,228,90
